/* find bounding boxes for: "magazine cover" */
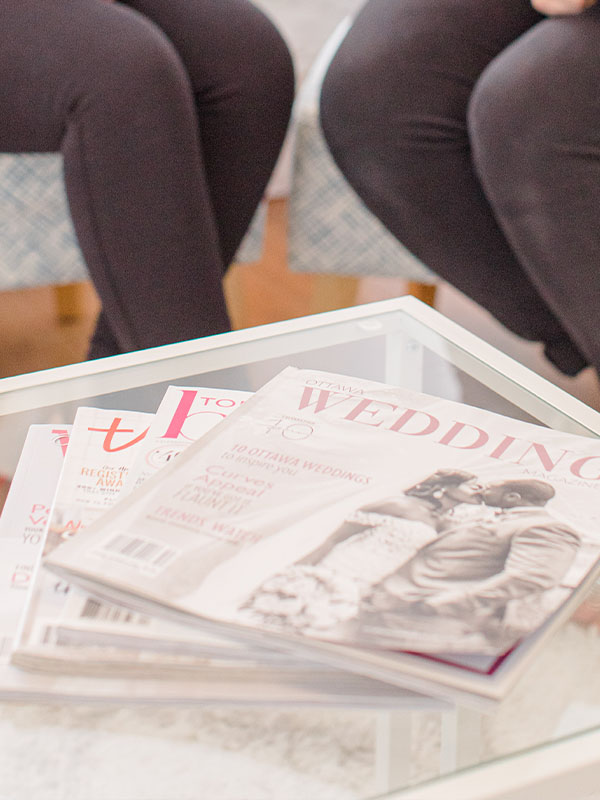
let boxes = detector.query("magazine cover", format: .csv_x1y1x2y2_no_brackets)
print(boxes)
0,425,70,661
124,385,250,491
38,386,254,670
12,395,295,676
44,367,600,704
13,407,153,663
0,408,439,708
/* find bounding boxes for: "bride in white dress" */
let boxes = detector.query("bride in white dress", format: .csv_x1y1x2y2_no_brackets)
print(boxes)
242,469,481,635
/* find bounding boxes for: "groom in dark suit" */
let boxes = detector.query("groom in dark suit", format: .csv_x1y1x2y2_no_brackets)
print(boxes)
357,478,581,652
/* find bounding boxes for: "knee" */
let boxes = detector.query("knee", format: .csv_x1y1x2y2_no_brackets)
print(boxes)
78,12,190,113
320,21,427,176
467,59,550,187
222,2,295,113
247,7,295,88
319,45,358,160
320,38,392,170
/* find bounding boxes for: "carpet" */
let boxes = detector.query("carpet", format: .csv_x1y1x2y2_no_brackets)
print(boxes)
1,621,600,799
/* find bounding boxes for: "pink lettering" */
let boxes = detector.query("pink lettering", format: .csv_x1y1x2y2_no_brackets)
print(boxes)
162,390,199,439
388,409,439,436
438,422,489,449
570,456,600,480
343,398,398,426
489,436,517,460
298,387,351,413
515,443,569,472
88,418,149,452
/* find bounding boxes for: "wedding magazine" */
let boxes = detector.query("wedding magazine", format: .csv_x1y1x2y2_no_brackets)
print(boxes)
44,367,600,705
123,385,250,492
0,425,69,663
12,405,154,669
26,386,257,673
13,395,291,673
0,401,429,708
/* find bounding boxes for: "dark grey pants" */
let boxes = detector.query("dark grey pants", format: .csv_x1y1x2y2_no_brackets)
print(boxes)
321,0,600,377
1,0,294,357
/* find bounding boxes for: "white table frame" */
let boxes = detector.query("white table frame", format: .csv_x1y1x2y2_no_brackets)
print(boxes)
3,296,600,799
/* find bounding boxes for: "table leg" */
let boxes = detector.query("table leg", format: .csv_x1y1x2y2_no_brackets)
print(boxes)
384,332,425,390
439,707,483,775
374,710,413,794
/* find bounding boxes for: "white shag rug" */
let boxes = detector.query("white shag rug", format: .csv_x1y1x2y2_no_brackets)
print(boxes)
1,622,600,800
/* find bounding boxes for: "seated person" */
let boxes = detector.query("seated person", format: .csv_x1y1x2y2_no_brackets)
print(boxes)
1,0,294,358
320,0,600,378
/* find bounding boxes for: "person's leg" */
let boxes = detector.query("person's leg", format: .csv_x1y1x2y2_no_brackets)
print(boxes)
1,0,292,358
3,0,232,357
468,6,600,373
320,0,588,375
124,0,295,267
91,0,294,356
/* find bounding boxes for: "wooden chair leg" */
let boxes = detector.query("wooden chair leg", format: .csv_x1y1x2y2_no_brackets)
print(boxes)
309,274,361,314
309,277,437,314
406,281,437,307
53,282,86,324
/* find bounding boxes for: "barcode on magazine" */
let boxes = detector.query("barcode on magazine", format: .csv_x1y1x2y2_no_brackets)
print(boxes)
80,597,150,625
96,532,178,576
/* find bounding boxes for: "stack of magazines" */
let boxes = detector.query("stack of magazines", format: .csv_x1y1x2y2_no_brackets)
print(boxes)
3,367,600,709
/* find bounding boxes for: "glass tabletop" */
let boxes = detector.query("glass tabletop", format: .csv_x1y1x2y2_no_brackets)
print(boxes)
2,296,600,800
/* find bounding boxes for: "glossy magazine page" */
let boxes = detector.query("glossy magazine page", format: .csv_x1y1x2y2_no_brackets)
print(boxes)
10,389,346,683
50,385,256,671
0,425,69,662
12,407,153,667
44,367,600,703
0,412,419,707
123,385,250,493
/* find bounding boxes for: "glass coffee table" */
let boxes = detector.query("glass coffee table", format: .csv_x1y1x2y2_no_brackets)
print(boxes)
2,296,600,800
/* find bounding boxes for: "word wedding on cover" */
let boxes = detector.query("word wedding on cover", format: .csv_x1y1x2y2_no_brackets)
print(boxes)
44,368,600,705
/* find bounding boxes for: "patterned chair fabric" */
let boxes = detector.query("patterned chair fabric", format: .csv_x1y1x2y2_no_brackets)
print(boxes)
0,154,87,291
0,153,264,293
287,19,436,284
1,18,436,295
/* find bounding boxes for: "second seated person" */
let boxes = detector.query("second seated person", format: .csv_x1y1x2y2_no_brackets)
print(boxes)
319,0,600,379
1,0,294,357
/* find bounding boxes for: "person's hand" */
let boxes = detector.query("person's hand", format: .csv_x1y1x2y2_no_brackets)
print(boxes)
531,0,596,14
